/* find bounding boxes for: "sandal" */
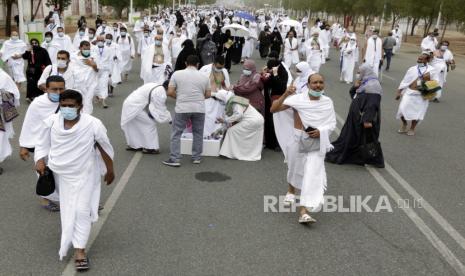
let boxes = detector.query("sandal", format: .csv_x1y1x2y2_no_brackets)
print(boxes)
283,193,296,205
75,257,90,271
126,146,142,151
42,201,60,212
397,125,408,134
298,213,317,224
142,149,160,154
407,130,415,136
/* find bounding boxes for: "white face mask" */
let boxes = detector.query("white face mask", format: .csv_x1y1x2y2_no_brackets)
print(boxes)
97,41,105,48
355,73,361,80
45,37,52,42
58,32,64,37
57,60,67,69
105,39,112,45
242,69,252,76
372,35,378,39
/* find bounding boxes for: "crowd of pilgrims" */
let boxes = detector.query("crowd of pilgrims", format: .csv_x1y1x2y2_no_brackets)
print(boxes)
0,6,458,271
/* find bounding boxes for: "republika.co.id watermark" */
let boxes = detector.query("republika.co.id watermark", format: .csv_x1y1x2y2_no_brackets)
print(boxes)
264,195,423,213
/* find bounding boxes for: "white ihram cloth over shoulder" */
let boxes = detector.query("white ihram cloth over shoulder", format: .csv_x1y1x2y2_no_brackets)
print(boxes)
0,39,27,82
19,94,60,201
218,95,264,161
272,64,294,161
0,69,20,162
199,64,231,137
121,83,172,150
396,64,437,121
34,113,114,260
70,53,98,114
283,94,336,209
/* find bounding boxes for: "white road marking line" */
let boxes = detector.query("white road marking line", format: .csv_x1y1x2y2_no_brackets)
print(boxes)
61,152,143,276
382,73,396,81
333,113,465,275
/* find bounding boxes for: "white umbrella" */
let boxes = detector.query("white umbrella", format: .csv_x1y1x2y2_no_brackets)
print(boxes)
279,19,301,28
221,23,250,37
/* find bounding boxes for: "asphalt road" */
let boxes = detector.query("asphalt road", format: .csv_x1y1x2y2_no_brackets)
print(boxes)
1,41,465,276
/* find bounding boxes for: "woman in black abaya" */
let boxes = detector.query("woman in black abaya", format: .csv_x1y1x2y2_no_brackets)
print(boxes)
326,64,385,168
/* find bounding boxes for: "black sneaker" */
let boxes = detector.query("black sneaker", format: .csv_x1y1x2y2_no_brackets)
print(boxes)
163,159,181,167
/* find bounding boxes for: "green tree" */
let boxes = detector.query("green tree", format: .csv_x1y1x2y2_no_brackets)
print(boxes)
45,0,72,13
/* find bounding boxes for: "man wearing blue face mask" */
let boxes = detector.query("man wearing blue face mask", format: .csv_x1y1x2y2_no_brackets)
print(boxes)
116,27,135,82
271,73,336,224
70,41,98,114
19,76,65,211
34,90,114,271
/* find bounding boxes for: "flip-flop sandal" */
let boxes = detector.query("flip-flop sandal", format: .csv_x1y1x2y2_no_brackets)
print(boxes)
75,257,90,271
298,214,317,224
407,130,415,136
42,201,60,212
126,147,142,151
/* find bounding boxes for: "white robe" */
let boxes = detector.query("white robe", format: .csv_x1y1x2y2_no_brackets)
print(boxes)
116,35,135,74
170,35,187,59
283,94,336,209
220,105,264,161
396,65,437,121
340,42,358,83
421,37,438,52
121,84,172,150
319,29,332,58
19,94,60,201
41,41,61,65
392,29,402,53
72,34,89,50
283,38,299,68
92,45,116,99
34,113,114,260
0,39,27,82
272,64,294,160
38,63,76,89
54,35,74,53
199,65,231,137
140,44,172,84
430,57,447,99
305,38,324,72
70,53,98,114
0,69,20,162
364,37,383,77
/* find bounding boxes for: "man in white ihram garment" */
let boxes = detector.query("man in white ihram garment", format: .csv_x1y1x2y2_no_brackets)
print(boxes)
340,34,359,84
396,53,439,136
121,80,172,154
92,35,119,108
283,31,299,69
0,31,27,87
0,68,20,175
54,27,74,53
305,30,324,73
363,29,383,77
38,50,75,90
392,25,403,54
271,73,336,224
214,90,264,161
140,35,173,85
116,26,135,81
19,76,65,211
70,41,98,114
42,32,62,65
34,90,114,272
137,29,155,58
199,55,231,138
170,29,187,61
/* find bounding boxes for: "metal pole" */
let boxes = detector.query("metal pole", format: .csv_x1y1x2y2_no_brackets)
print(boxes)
96,0,99,16
173,0,175,10
18,0,26,40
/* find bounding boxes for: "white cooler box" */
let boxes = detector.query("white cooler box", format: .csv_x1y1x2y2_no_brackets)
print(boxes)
180,134,222,157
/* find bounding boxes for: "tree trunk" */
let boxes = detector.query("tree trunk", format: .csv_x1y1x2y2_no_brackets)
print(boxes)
411,17,420,36
440,18,448,41
363,15,368,33
5,0,13,37
115,6,124,19
405,17,411,42
352,16,358,32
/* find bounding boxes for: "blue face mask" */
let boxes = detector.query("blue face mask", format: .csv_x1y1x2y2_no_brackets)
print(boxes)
309,89,323,97
48,93,60,102
81,49,91,57
60,107,79,121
